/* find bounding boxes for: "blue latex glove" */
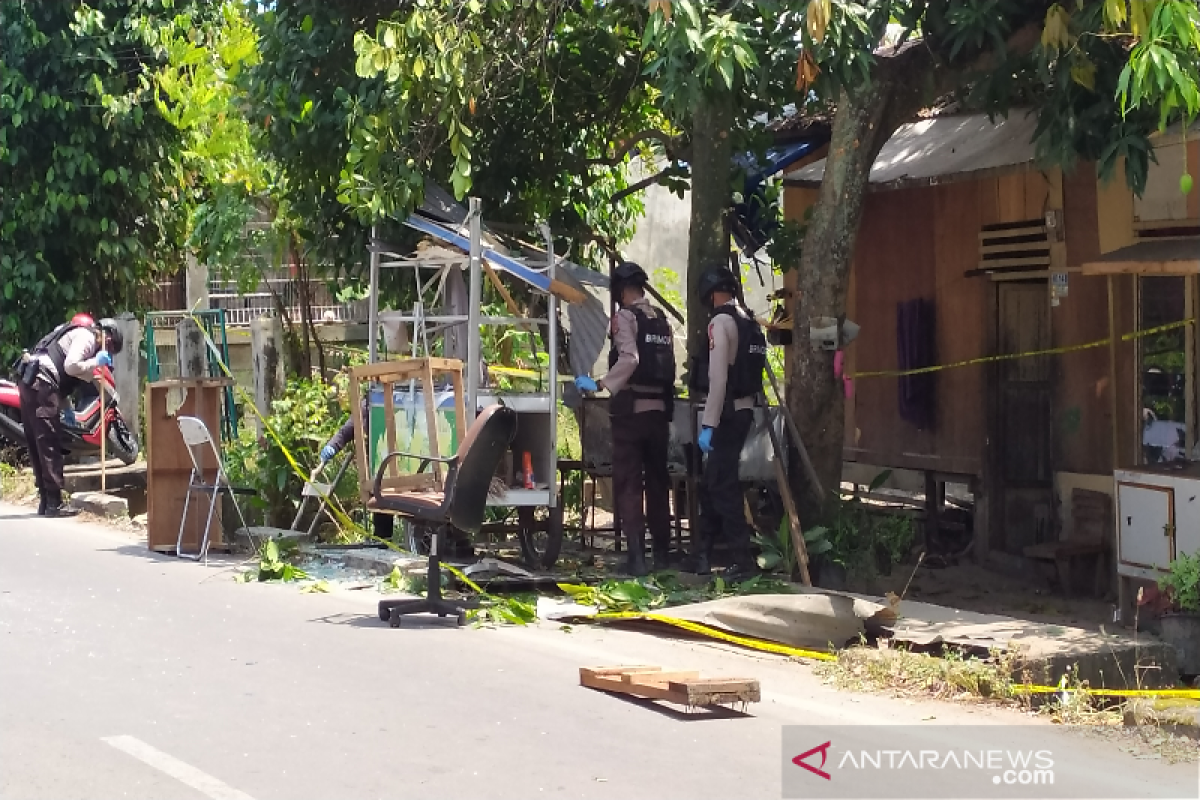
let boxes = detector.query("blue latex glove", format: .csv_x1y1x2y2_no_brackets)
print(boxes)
574,375,598,393
96,350,112,367
61,407,76,427
319,445,336,463
697,426,714,454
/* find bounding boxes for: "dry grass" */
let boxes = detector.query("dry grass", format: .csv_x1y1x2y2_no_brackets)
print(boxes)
0,462,35,503
816,640,1029,704
817,641,1198,763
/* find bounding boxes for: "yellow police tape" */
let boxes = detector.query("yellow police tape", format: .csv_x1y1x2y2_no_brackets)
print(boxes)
592,611,1200,699
182,309,1200,702
855,318,1196,379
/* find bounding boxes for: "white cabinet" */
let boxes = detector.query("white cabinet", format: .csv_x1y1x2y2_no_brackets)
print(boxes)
1115,465,1200,581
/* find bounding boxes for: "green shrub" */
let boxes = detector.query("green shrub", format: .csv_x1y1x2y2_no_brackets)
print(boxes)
225,375,359,531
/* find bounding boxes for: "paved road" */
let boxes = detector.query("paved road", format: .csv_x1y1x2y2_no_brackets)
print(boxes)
1,504,1196,800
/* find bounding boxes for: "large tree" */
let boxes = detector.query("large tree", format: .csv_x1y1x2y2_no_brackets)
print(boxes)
247,1,657,271
634,0,1200,519
0,0,218,361
779,0,1200,517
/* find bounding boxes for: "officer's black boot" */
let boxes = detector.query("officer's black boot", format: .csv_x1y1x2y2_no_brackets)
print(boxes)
623,529,649,577
37,492,48,516
44,492,80,519
724,544,760,583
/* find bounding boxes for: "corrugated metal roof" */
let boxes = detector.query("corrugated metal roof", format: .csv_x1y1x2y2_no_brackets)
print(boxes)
785,111,1039,188
400,184,614,377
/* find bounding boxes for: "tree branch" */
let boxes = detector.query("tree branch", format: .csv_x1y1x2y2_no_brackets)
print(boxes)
608,163,687,206
587,128,686,166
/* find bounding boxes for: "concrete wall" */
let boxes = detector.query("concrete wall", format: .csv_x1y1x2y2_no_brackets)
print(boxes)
621,162,780,369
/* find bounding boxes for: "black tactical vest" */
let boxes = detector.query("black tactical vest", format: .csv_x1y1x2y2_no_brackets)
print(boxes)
688,305,766,402
35,323,91,395
607,305,675,416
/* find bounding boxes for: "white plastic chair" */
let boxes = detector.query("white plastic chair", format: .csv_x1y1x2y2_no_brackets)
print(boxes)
176,416,256,562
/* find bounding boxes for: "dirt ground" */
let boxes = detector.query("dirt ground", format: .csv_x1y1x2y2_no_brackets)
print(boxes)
903,560,1118,631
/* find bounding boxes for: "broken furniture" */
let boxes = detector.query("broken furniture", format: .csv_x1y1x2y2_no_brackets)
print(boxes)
175,416,256,562
348,357,468,506
364,199,577,569
371,404,518,627
146,379,234,554
579,666,761,713
1023,488,1112,597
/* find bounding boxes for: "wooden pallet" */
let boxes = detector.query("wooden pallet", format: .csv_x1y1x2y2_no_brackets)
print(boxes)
579,666,760,712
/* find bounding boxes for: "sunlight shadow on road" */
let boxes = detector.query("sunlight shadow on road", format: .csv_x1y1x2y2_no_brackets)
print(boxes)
594,691,758,722
310,611,465,631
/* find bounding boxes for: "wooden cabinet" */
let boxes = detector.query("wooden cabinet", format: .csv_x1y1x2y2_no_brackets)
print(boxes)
145,379,231,552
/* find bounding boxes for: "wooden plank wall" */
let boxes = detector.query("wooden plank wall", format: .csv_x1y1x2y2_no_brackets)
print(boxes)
784,157,1164,480
836,170,1050,476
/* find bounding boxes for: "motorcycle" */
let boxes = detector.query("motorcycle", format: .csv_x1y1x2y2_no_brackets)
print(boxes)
0,365,140,465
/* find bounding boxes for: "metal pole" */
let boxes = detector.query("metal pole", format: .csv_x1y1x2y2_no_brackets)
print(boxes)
543,223,558,509
466,198,483,424
368,226,380,364
99,328,107,493
366,225,381,480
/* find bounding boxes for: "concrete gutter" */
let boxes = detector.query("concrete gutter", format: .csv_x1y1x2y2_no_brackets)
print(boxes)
69,492,129,519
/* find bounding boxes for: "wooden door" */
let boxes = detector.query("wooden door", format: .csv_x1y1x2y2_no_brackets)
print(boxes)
996,282,1054,553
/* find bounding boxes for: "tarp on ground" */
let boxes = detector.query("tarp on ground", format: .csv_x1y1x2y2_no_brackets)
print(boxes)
661,590,896,650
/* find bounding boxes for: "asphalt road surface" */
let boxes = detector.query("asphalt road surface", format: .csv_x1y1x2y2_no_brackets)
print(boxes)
1,504,1196,800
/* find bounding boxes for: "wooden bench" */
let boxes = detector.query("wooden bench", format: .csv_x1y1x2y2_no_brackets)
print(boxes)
1023,488,1112,598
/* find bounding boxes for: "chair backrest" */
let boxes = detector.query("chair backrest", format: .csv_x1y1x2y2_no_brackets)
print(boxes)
177,416,221,478
1071,488,1112,544
447,405,518,535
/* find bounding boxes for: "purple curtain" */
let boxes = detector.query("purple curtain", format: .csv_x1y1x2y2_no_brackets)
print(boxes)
897,298,936,430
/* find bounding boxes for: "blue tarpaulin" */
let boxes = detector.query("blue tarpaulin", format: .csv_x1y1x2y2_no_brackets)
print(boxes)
733,140,823,255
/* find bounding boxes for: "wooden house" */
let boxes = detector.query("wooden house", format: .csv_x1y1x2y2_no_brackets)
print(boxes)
783,112,1199,607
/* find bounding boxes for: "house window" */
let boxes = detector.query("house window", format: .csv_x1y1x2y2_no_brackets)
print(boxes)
1138,275,1193,464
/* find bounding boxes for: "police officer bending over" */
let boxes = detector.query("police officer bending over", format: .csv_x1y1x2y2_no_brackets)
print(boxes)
17,316,123,517
691,268,767,579
575,261,676,576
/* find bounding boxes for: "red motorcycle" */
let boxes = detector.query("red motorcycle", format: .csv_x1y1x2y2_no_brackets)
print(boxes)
0,365,139,465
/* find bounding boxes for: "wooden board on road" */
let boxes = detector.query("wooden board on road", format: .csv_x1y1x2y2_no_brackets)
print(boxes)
579,665,760,711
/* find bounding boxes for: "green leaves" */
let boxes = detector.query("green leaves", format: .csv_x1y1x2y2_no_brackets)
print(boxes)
0,0,210,362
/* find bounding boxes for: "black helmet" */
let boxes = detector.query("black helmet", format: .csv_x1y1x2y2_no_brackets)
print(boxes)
610,261,649,290
98,318,124,355
698,268,739,305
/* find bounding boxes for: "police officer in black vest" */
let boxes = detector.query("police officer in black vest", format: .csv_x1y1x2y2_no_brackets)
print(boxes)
689,268,767,579
16,316,123,517
575,262,676,576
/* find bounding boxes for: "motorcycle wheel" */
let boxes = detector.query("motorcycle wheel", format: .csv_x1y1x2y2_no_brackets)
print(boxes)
108,419,139,465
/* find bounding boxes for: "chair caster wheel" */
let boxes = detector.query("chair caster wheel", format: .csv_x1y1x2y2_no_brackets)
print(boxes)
456,611,468,627
437,612,446,618
378,605,391,622
389,609,402,628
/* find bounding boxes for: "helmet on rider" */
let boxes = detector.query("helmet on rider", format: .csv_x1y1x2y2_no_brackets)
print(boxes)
697,268,739,307
97,318,124,355
71,313,96,328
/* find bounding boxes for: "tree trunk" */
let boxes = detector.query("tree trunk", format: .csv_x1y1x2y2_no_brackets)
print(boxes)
685,89,735,360
785,82,901,523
